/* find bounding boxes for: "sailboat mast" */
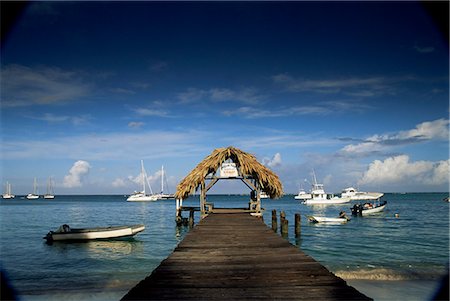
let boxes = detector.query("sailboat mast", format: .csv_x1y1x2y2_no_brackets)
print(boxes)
161,165,164,194
33,177,38,194
140,160,146,194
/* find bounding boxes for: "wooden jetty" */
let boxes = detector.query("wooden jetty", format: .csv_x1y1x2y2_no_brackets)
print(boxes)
122,212,372,300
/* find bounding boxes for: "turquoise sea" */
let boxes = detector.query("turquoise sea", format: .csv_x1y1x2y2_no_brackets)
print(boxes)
1,193,448,301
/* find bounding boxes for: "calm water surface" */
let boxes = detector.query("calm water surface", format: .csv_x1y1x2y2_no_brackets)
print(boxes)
0,193,448,300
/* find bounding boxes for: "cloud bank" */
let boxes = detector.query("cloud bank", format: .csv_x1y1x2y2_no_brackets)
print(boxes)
359,155,449,186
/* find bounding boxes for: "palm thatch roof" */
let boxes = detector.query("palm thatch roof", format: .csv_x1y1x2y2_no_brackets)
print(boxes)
175,146,283,200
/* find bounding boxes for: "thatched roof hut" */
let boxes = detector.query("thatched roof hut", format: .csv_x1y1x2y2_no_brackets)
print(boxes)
175,146,283,200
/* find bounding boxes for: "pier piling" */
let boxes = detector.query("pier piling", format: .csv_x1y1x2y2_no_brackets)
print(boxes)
271,209,277,232
295,213,301,237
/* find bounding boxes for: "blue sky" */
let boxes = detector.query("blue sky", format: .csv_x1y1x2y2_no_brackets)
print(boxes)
1,1,449,195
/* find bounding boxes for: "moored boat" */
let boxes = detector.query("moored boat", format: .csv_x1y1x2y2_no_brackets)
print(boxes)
127,160,157,202
351,200,387,216
44,177,55,199
294,187,311,200
26,178,40,200
341,187,383,201
154,165,175,200
2,182,15,199
302,171,350,205
44,224,145,242
308,211,350,223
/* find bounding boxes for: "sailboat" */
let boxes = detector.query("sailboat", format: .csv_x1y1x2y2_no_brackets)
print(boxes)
44,177,55,199
2,182,15,199
154,165,175,200
26,178,40,200
127,160,157,202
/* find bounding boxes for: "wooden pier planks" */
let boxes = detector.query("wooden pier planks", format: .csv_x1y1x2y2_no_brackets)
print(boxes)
122,213,372,300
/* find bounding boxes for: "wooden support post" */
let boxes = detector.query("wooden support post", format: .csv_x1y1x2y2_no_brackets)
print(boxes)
281,218,288,237
280,211,286,233
295,213,301,237
271,209,277,232
189,209,195,228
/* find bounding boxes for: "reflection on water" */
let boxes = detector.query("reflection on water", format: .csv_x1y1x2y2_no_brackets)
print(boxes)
46,239,144,259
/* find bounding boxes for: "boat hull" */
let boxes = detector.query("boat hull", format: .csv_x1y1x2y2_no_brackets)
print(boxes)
26,194,39,200
351,201,387,216
45,224,145,241
127,194,157,201
307,216,349,223
303,197,351,205
294,194,311,200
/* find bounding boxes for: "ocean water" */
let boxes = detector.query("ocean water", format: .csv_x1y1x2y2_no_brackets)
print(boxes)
0,193,448,301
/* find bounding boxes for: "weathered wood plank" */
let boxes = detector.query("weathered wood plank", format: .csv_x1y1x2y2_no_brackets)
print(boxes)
122,213,372,301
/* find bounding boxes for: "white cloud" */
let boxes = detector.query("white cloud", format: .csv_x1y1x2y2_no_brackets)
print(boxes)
359,155,449,186
396,118,449,141
133,107,169,117
272,73,390,95
340,119,449,156
1,130,211,161
177,87,264,104
112,178,126,188
262,153,282,168
223,100,371,119
414,45,435,53
28,113,91,125
128,121,145,129
63,160,91,188
1,64,90,107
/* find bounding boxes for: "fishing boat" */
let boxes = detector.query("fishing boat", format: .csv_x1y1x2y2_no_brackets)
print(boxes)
2,182,15,199
26,178,40,200
154,165,175,200
44,224,145,242
127,160,157,201
308,211,350,223
351,199,387,216
341,187,383,200
44,177,55,199
302,171,350,205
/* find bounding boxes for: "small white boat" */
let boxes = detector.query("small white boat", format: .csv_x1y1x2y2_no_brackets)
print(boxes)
44,224,145,242
351,200,387,216
294,187,311,200
127,160,157,202
341,187,383,201
260,191,269,199
26,178,40,200
2,182,15,199
308,212,350,223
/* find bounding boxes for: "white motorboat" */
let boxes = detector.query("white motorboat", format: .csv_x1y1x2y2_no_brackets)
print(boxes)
44,177,55,199
341,187,384,200
2,182,15,199
302,171,350,205
351,200,387,216
44,224,145,242
260,191,269,199
127,160,157,202
26,178,40,200
294,187,311,200
308,211,350,223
